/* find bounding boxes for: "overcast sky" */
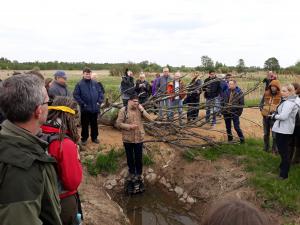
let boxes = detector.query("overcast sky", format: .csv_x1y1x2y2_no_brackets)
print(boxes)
0,0,299,67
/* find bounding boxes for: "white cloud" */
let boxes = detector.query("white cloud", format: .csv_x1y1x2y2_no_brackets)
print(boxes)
0,0,299,67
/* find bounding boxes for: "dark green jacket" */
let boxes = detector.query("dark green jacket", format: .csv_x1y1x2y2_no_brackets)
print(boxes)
0,120,62,225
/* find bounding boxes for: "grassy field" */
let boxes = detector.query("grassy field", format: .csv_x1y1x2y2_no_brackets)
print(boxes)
1,70,299,105
183,139,300,223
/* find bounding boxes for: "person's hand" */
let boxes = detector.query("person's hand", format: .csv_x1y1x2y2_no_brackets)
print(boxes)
138,104,145,112
129,124,139,130
269,113,276,120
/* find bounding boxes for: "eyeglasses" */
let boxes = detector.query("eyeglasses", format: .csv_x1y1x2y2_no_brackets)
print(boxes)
42,100,52,105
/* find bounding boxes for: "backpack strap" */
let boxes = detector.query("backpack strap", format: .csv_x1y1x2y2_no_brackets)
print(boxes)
123,106,128,123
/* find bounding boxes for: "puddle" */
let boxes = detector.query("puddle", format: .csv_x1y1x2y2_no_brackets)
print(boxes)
114,185,201,225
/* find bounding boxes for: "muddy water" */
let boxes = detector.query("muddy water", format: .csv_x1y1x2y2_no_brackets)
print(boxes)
115,185,201,225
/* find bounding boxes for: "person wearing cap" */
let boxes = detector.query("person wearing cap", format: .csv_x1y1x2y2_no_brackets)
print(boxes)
48,70,72,101
73,67,104,145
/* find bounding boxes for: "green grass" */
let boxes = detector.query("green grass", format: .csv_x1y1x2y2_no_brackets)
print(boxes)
84,147,155,175
83,148,125,175
143,153,155,166
244,98,260,107
183,139,300,215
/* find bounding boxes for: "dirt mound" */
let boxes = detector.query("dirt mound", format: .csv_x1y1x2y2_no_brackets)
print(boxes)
79,171,129,225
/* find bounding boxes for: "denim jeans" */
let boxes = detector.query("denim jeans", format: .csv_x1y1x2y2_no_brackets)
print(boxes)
205,98,218,125
224,115,244,141
158,99,171,120
169,99,183,123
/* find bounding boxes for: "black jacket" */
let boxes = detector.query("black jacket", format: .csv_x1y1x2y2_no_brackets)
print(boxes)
203,77,221,99
120,75,135,96
135,80,151,99
185,79,202,103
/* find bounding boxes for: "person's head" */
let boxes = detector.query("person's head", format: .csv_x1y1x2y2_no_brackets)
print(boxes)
174,71,181,81
209,70,216,77
229,80,237,90
45,78,53,90
47,96,79,142
128,95,139,109
25,70,45,81
281,84,295,98
225,73,232,81
155,73,160,78
269,80,281,95
139,73,145,81
0,74,49,133
292,82,300,95
202,199,269,225
127,70,133,77
54,70,67,85
83,67,92,80
267,71,273,79
91,72,98,81
163,67,169,77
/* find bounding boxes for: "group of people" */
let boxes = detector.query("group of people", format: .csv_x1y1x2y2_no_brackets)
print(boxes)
0,73,82,225
0,67,106,225
0,67,299,224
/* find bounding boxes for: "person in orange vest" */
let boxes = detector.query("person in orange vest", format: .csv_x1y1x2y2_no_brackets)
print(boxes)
259,79,281,152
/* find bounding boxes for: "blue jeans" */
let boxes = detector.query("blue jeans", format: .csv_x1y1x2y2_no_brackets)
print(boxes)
159,99,171,119
224,115,244,141
205,98,218,125
169,99,183,122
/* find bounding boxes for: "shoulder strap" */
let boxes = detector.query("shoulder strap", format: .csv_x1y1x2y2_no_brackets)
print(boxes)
123,106,128,123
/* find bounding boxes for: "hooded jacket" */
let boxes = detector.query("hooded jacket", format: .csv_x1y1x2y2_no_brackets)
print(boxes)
272,96,300,134
0,120,62,225
260,80,282,117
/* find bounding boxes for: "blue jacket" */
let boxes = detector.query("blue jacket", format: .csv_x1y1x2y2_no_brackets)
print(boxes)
73,79,104,113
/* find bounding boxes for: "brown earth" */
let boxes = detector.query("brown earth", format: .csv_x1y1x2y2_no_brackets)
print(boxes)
78,109,284,225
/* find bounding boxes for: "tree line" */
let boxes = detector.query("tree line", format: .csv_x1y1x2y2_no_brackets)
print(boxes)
0,56,299,76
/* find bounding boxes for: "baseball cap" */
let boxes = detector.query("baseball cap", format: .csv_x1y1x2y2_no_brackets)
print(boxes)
54,70,67,79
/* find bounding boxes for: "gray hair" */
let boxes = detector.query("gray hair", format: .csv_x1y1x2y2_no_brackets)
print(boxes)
0,74,45,123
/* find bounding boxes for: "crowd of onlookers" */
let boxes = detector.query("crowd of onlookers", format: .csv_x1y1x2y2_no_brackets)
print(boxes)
0,67,299,225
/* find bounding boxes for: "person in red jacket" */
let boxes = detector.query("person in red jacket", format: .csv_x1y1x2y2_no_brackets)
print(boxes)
41,96,83,225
